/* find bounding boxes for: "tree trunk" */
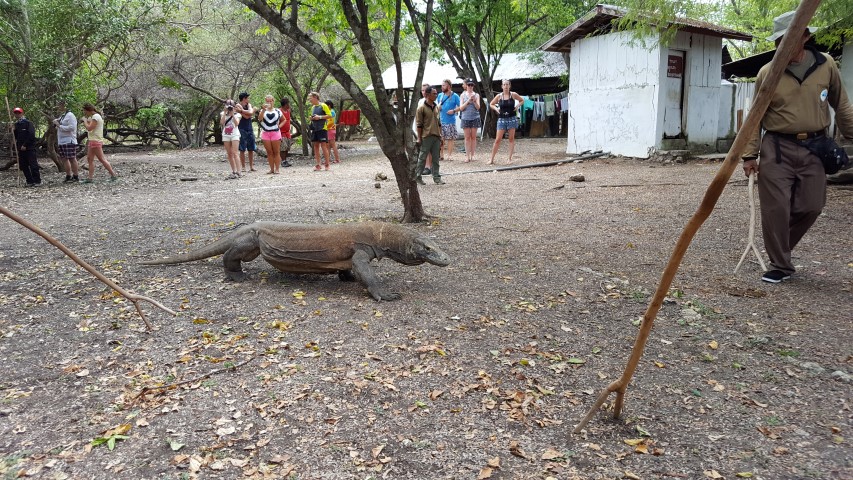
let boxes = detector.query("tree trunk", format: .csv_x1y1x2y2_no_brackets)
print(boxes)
41,124,65,171
387,149,425,223
165,110,191,148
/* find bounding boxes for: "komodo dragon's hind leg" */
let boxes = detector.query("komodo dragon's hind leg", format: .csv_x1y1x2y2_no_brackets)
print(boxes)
338,270,356,282
222,232,261,282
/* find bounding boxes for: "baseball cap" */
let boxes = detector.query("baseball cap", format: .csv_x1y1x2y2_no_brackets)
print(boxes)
13,107,23,114
465,78,475,85
238,92,250,100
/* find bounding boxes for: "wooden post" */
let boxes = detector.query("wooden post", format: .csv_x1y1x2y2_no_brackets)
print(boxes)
573,0,823,434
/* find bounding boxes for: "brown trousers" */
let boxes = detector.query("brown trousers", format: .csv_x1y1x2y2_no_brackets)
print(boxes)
757,134,826,275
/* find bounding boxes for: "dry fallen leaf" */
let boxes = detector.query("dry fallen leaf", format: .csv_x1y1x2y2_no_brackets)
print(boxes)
708,340,719,350
623,438,645,446
704,469,724,479
509,440,529,459
372,445,385,459
487,456,500,468
541,447,564,460
477,467,493,479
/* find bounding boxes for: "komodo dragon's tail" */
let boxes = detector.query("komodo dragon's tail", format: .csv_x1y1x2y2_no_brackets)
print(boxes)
140,225,247,266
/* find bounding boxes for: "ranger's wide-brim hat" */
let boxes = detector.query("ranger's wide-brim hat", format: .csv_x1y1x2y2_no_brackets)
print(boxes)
767,10,818,41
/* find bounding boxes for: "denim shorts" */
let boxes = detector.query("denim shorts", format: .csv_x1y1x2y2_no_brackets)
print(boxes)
461,118,481,129
496,116,519,131
238,131,256,151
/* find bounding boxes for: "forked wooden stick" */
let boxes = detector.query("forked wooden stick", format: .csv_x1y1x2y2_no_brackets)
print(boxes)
1,206,177,331
573,0,822,433
733,173,767,273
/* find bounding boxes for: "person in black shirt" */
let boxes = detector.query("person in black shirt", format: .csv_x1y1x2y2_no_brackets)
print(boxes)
12,107,41,186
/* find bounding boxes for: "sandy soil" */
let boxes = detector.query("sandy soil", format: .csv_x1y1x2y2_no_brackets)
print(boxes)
0,137,851,479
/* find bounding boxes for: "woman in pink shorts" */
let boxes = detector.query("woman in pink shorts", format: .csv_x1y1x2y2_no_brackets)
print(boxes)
258,95,284,174
325,101,340,163
81,103,118,183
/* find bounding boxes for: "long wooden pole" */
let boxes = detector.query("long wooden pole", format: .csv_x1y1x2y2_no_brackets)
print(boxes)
573,0,823,434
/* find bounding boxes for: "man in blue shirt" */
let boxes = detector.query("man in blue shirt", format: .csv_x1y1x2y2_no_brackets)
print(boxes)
436,79,461,162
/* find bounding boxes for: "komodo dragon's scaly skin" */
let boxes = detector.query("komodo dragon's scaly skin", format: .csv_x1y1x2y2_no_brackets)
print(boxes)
141,222,451,301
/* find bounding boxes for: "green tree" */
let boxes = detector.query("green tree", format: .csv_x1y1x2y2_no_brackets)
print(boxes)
237,0,437,222
424,0,582,136
0,0,174,167
606,0,853,58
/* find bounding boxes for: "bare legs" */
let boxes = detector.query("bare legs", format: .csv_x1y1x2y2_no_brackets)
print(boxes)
313,142,331,170
85,145,117,180
263,139,281,174
442,138,454,162
506,128,516,163
488,128,517,165
329,136,340,163
239,150,255,172
62,157,79,178
225,140,240,176
463,127,477,162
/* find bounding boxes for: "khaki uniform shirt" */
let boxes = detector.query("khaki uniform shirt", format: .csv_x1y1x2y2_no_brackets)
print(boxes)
744,47,853,159
415,101,441,139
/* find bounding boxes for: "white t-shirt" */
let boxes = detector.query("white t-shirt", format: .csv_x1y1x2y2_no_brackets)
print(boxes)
86,113,105,142
57,111,77,145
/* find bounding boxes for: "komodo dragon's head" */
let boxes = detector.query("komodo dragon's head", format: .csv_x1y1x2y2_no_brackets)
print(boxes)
388,232,451,267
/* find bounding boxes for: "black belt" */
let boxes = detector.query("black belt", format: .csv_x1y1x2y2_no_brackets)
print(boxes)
767,130,825,141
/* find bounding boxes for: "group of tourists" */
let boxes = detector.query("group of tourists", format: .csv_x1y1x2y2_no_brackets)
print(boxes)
220,91,341,178
412,77,526,185
10,101,117,187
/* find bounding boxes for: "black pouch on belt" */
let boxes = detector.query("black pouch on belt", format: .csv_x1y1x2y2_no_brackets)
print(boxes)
801,136,850,175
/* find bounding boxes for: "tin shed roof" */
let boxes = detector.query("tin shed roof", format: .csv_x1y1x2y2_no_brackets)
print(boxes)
369,52,566,91
541,4,752,53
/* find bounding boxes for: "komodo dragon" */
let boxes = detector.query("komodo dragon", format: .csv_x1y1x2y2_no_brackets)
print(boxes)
141,222,450,301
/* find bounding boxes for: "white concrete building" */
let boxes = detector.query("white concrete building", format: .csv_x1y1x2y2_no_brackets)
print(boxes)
541,4,751,158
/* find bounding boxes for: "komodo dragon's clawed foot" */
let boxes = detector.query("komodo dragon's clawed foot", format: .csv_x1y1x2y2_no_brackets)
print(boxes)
226,271,248,282
369,289,401,301
338,270,356,282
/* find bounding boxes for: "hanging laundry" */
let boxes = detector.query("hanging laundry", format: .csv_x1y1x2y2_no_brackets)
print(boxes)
339,110,361,126
532,100,546,122
544,95,555,116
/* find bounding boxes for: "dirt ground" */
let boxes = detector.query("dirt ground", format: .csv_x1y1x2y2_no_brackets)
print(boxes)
0,138,850,480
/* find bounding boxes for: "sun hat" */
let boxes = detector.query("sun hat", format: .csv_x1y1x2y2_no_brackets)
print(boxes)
13,107,23,114
767,10,818,42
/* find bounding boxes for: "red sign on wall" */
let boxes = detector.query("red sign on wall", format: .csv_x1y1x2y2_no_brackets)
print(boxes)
667,55,684,78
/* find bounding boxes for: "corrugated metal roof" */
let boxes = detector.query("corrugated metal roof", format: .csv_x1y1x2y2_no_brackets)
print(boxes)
541,4,752,53
369,52,566,91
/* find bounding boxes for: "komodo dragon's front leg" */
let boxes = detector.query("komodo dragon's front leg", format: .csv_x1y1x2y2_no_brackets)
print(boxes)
223,230,261,281
351,249,400,301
